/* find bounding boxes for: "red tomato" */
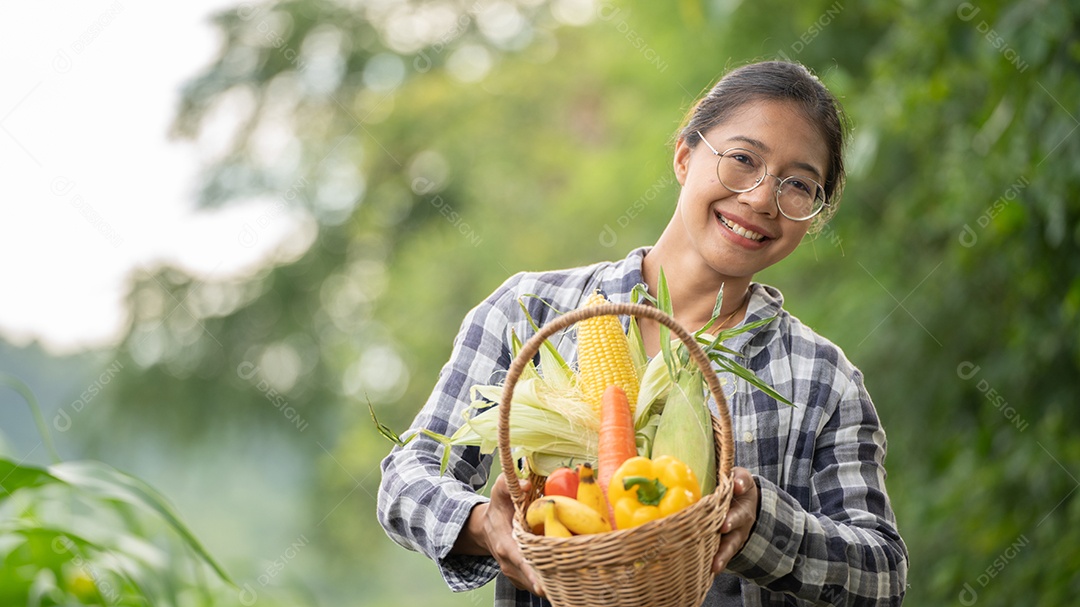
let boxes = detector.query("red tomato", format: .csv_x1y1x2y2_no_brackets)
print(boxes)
543,467,579,498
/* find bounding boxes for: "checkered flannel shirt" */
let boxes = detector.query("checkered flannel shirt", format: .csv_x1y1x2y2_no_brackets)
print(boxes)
377,247,908,606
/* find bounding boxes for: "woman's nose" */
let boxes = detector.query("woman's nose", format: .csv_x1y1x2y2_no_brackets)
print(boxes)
736,181,778,217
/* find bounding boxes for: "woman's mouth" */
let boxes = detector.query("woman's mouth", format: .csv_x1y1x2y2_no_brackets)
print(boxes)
717,212,769,242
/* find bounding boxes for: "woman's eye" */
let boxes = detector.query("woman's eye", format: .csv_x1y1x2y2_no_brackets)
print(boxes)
786,178,812,194
731,153,756,167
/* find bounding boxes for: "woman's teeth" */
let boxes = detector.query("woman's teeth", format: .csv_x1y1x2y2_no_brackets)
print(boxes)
719,214,766,241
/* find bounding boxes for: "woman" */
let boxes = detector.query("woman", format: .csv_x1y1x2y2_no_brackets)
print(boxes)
377,61,908,605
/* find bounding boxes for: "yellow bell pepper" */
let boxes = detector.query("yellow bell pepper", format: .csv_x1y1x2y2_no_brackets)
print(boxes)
607,455,702,529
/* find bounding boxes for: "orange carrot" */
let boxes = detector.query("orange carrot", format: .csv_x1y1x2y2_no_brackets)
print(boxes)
598,384,637,527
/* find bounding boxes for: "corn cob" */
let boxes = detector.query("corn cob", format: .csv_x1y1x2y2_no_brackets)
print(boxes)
650,369,716,496
577,291,639,417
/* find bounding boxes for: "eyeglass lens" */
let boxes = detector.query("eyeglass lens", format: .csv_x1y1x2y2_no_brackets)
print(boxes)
716,150,824,220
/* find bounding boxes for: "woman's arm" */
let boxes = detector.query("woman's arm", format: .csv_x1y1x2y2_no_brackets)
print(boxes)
721,371,909,605
451,475,544,596
376,286,516,592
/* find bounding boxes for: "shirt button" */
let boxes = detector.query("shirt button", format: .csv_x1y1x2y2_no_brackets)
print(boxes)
743,432,754,443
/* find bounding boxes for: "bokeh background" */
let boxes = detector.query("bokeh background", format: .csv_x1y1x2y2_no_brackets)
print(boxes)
2,0,1078,605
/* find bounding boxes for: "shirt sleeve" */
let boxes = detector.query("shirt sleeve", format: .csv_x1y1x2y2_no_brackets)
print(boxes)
376,280,519,592
725,369,909,604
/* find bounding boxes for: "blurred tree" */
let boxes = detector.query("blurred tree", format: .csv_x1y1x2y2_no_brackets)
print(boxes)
94,0,1079,605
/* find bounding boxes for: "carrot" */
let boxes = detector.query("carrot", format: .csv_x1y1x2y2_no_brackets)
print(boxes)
598,384,637,527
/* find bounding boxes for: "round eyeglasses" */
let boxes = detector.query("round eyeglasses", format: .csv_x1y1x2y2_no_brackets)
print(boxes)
695,131,828,221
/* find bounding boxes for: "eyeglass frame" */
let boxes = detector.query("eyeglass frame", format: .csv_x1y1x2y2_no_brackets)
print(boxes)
694,130,829,222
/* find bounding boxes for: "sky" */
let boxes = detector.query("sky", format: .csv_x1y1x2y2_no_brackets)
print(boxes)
1,1,305,355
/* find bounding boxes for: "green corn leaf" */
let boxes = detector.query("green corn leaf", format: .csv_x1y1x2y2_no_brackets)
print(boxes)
0,455,234,589
0,373,61,464
510,328,539,382
656,268,677,380
634,354,674,427
627,315,648,378
711,356,792,406
518,296,573,384
0,459,57,499
716,316,775,340
630,282,658,306
628,282,654,378
369,400,456,473
47,460,233,585
538,338,573,389
415,429,455,476
702,341,741,357
369,399,413,447
695,283,726,338
10,525,148,600
510,326,523,358
699,316,775,356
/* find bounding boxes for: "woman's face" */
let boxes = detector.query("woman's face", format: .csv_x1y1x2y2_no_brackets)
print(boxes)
672,99,829,281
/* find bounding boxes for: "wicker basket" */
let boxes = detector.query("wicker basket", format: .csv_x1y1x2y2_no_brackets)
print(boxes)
497,302,735,607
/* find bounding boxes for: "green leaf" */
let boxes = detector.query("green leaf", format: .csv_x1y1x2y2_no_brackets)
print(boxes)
0,459,221,603
510,328,539,382
0,459,57,499
510,326,523,358
634,354,675,427
0,374,60,464
8,525,145,599
701,341,741,357
635,413,661,459
627,281,654,378
518,296,573,385
716,316,775,340
627,316,648,378
700,317,775,355
657,267,677,380
630,282,657,306
695,283,726,338
712,357,792,406
47,460,234,585
416,430,455,476
370,398,458,475
369,399,412,447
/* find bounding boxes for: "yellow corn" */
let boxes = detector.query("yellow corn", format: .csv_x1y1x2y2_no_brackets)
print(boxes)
577,292,639,417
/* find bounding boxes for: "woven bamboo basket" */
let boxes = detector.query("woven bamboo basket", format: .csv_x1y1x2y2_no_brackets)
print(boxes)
497,302,735,607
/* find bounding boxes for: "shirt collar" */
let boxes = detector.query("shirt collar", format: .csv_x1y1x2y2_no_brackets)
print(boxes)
592,246,650,304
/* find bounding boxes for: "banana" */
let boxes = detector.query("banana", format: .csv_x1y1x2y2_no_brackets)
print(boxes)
544,495,612,535
526,498,572,537
526,498,548,532
543,500,573,538
575,463,613,530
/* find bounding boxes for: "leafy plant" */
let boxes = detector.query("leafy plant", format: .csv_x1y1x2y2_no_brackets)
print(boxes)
0,374,233,606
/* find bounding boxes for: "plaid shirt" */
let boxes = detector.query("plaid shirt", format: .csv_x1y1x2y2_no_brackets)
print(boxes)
377,247,908,606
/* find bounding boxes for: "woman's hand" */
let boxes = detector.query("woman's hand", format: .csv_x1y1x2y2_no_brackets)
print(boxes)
453,474,544,596
712,467,759,573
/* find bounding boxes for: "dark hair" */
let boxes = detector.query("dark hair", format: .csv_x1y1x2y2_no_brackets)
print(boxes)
677,61,850,229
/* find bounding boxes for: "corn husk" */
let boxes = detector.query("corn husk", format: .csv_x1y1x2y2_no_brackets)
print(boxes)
633,346,676,426
450,379,598,476
650,368,716,496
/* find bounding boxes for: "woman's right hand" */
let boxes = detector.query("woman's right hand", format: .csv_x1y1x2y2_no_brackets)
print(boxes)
454,474,544,597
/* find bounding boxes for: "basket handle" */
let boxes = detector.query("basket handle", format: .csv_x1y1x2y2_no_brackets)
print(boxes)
496,302,735,509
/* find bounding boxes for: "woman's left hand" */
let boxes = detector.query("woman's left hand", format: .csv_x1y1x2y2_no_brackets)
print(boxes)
712,467,759,573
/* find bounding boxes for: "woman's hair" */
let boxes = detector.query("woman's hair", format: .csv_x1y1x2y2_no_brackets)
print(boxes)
677,61,850,229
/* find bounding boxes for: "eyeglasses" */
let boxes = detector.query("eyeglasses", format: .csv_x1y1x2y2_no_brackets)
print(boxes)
695,131,828,221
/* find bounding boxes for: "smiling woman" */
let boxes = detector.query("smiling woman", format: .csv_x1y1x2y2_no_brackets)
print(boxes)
377,60,908,607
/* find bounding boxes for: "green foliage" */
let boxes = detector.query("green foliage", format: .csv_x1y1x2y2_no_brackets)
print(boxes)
0,378,233,606
69,0,1080,604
